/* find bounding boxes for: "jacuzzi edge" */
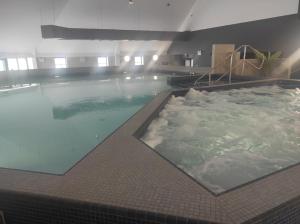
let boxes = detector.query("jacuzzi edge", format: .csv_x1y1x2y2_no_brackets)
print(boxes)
133,78,300,196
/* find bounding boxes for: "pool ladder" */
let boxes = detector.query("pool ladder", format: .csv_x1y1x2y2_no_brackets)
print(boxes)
194,45,265,87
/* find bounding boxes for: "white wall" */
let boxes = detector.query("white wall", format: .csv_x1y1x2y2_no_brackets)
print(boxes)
0,0,195,57
186,0,299,31
0,0,43,56
0,0,298,58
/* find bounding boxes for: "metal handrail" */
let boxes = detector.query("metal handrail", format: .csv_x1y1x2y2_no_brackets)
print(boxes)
214,60,243,84
193,57,231,86
194,45,265,87
214,45,265,85
193,68,214,86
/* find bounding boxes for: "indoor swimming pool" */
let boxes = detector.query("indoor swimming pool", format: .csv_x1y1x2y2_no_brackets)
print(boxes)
142,85,300,194
0,73,170,174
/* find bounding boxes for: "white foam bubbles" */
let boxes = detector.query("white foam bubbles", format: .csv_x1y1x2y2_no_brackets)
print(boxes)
142,86,300,193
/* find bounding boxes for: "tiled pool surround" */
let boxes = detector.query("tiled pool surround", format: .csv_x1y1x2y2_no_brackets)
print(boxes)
0,79,300,224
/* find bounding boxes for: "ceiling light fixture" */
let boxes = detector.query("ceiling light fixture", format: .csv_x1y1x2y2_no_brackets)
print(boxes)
129,0,135,5
124,55,131,62
153,55,159,61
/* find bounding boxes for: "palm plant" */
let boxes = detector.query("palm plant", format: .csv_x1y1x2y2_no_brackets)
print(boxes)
254,50,282,76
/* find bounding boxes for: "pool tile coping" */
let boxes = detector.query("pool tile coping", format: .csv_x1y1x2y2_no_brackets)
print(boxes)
0,79,300,223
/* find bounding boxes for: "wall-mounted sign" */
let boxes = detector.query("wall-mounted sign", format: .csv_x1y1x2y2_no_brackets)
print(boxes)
0,211,6,224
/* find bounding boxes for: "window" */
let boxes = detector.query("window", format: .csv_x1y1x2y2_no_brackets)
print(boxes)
6,57,36,71
134,56,144,66
27,58,34,69
98,57,109,67
18,58,28,70
54,58,67,68
7,58,18,71
0,60,5,71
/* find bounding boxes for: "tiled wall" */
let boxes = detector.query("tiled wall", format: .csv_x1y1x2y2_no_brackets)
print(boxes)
243,196,300,224
0,191,208,224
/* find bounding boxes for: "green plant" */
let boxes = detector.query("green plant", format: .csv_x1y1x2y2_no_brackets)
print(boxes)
254,50,282,76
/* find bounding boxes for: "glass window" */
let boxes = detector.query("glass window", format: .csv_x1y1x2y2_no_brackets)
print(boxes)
0,60,6,71
7,58,19,71
18,58,28,70
27,57,34,70
54,58,67,68
134,56,144,66
98,57,109,67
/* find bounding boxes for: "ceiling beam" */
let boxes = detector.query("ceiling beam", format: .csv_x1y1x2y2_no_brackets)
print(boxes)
41,25,191,41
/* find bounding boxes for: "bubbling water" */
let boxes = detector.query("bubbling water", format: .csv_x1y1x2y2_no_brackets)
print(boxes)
142,86,300,193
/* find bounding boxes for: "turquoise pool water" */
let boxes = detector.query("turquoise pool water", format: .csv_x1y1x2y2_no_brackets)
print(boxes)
0,74,170,174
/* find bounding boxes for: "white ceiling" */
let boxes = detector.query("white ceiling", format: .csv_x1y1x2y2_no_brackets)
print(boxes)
0,0,298,56
186,0,299,31
41,0,196,31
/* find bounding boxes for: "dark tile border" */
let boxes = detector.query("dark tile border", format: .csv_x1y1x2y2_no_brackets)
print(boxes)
242,194,300,224
0,188,217,224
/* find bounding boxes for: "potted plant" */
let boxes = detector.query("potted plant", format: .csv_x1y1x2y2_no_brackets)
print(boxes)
254,50,282,76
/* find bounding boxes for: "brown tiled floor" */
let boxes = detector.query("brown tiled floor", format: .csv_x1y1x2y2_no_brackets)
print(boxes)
1,79,300,224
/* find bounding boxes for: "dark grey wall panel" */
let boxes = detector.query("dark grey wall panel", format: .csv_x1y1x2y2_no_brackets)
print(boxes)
41,25,191,41
168,14,300,66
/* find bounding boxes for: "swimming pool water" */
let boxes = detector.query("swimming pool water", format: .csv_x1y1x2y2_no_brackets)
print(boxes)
0,74,169,174
142,86,300,194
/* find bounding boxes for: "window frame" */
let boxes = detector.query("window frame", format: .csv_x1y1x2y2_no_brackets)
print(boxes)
0,59,6,72
7,58,19,71
27,57,35,70
134,56,144,66
97,57,109,67
17,58,28,70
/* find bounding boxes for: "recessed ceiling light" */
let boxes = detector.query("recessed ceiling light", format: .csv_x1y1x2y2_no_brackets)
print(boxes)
129,0,135,5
